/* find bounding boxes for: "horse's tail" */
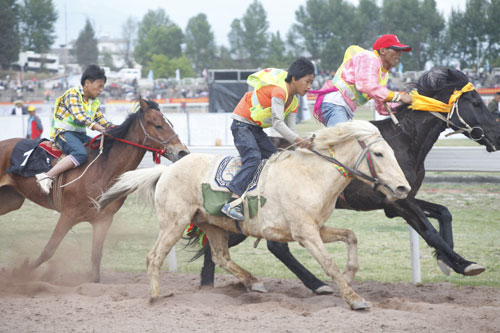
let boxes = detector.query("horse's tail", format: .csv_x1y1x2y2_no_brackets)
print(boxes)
98,165,168,210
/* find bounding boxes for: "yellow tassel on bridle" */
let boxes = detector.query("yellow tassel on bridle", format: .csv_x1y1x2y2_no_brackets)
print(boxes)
408,82,475,113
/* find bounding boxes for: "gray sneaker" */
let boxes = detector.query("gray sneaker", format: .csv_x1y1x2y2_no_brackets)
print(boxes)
221,201,244,221
36,173,53,194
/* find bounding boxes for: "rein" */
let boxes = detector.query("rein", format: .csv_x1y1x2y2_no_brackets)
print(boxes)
90,134,167,164
308,137,393,194
89,117,178,164
61,113,176,188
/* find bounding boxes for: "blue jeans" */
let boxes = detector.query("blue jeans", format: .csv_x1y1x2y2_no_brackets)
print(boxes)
55,131,91,166
321,102,352,127
228,120,277,196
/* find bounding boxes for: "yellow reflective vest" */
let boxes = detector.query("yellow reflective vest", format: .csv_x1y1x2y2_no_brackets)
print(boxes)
247,68,298,128
50,87,101,138
332,45,389,107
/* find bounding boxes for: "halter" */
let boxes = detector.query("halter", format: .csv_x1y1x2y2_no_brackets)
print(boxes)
309,136,394,194
429,102,485,141
138,116,179,160
409,82,486,142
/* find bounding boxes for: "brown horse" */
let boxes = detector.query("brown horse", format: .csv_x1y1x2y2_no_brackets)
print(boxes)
0,98,189,282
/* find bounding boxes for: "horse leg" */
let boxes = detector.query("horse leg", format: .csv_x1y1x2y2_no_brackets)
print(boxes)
294,224,369,310
266,240,333,294
0,186,25,215
415,199,454,274
29,214,75,270
200,232,247,287
319,226,358,285
385,198,484,276
202,225,265,292
147,222,189,300
89,215,114,283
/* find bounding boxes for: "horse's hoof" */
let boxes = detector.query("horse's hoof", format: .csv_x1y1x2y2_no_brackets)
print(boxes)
351,299,371,310
437,259,451,276
314,285,334,295
149,292,174,304
250,282,267,293
199,285,213,290
464,263,485,276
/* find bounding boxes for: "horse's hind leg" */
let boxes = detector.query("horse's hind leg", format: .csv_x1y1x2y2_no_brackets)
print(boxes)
200,232,248,287
319,226,359,285
147,221,189,300
202,224,265,292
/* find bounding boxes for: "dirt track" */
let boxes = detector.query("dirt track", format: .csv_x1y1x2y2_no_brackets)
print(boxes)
1,268,499,333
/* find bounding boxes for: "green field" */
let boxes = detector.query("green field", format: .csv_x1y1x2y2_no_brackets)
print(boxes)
0,181,499,288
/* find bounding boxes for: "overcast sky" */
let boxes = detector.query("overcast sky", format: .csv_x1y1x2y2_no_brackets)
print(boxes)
52,0,467,48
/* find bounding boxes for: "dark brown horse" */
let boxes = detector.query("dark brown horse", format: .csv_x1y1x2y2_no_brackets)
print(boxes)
0,98,189,282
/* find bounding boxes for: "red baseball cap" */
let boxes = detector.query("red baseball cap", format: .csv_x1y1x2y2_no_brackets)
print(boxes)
373,34,412,52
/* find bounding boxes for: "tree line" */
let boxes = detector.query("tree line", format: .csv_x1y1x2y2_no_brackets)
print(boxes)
1,0,500,78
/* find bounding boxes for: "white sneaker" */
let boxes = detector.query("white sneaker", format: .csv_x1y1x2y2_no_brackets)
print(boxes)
36,173,53,194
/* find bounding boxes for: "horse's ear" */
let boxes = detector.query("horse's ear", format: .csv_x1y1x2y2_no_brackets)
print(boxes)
138,96,148,111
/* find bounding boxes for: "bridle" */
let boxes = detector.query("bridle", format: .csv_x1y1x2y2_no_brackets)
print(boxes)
309,136,395,194
90,113,179,164
138,115,179,158
409,82,489,143
429,98,485,142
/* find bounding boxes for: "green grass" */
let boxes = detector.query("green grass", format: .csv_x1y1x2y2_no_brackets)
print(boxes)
0,182,499,288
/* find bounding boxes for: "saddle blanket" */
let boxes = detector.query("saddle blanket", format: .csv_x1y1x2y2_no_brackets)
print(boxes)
202,155,268,218
6,139,55,177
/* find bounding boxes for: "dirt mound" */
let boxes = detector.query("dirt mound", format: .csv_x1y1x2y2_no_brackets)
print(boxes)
1,270,499,332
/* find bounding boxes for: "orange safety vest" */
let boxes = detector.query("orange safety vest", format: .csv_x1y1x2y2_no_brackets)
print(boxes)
247,68,298,128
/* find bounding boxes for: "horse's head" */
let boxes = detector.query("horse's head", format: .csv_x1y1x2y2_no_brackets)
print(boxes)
416,68,500,152
137,97,190,161
313,120,410,201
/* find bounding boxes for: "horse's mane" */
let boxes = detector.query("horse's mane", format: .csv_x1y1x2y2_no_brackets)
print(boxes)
269,120,380,163
312,120,380,150
89,99,160,158
408,67,470,102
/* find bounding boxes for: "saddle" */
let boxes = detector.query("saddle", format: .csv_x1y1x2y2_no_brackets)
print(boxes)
39,141,63,159
202,155,268,218
6,139,55,177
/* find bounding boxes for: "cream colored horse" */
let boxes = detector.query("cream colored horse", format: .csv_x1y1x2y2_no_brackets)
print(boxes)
99,120,410,310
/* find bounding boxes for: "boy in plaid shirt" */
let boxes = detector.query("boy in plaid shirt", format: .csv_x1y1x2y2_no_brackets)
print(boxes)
36,65,112,194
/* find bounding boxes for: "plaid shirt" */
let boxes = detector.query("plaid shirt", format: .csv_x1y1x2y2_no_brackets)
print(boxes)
51,86,111,140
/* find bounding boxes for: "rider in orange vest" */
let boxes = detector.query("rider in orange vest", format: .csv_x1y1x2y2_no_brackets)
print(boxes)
318,34,413,127
221,57,315,221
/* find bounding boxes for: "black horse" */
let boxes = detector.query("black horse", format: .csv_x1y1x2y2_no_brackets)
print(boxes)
194,68,500,293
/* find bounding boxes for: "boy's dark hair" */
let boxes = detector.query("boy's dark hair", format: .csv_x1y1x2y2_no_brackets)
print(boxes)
285,57,315,83
81,64,107,86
